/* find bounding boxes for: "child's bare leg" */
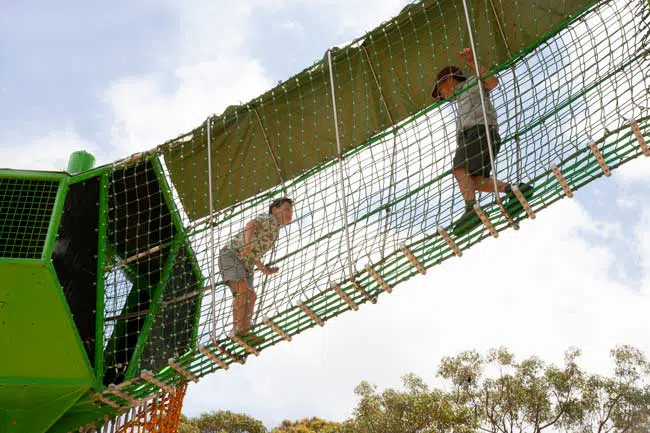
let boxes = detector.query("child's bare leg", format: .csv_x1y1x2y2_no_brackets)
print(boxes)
230,280,251,333
243,287,257,329
472,176,507,194
453,167,477,203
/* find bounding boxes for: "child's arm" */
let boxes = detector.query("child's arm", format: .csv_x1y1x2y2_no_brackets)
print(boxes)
241,220,258,258
460,48,498,91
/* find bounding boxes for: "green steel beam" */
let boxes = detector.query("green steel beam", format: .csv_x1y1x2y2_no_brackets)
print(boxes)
124,237,182,380
100,265,150,359
150,157,185,239
42,178,68,261
68,166,111,185
0,170,65,182
0,258,43,266
150,156,205,345
94,174,109,386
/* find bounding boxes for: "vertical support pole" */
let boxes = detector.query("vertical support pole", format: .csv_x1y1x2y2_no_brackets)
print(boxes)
486,0,523,183
327,49,355,281
206,116,219,343
95,173,109,383
151,156,205,346
252,106,286,184
460,0,518,232
362,45,398,259
460,0,504,212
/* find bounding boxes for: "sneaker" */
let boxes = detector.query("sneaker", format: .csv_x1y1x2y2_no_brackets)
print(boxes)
249,335,266,347
505,182,534,199
235,330,265,347
451,208,481,237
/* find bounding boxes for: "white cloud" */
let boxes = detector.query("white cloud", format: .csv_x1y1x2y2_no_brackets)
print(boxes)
301,0,407,38
617,155,649,184
0,126,99,172
98,0,408,161
104,57,270,158
636,205,650,296
616,196,636,209
277,21,305,32
102,0,273,159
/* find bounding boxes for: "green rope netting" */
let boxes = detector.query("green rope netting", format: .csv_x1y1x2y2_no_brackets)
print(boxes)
95,0,649,416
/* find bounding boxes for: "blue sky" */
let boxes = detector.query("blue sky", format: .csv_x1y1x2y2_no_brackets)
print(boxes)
0,1,402,158
1,0,649,429
0,2,171,141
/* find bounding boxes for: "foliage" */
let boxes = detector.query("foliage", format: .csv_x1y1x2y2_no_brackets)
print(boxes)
181,346,650,433
270,416,342,433
181,410,267,433
179,415,201,433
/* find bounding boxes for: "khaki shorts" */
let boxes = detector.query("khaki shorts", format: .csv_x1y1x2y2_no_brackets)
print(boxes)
218,248,254,291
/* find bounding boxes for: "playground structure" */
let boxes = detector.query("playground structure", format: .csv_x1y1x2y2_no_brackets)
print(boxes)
0,0,648,431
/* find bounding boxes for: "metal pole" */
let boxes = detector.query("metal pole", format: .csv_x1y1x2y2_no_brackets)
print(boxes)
207,117,218,340
460,0,504,208
362,45,398,258
327,49,355,280
487,0,522,183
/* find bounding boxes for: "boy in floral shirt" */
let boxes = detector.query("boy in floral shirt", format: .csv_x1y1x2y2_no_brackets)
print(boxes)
219,198,293,345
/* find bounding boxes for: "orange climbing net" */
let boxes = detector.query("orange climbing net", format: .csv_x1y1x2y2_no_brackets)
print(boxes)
115,383,187,433
77,383,188,433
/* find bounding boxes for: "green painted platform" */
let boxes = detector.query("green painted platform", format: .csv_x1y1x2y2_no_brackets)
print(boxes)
0,260,94,433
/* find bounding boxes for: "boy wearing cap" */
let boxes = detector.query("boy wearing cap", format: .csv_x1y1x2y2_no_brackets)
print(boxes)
218,197,293,345
432,48,532,234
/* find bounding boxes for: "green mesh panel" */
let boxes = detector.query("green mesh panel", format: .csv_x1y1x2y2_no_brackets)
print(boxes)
0,178,60,259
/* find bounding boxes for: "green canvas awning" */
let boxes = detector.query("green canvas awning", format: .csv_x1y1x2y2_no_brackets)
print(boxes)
162,0,595,221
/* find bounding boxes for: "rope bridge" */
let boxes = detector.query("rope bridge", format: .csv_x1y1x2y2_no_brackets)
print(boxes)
61,0,649,430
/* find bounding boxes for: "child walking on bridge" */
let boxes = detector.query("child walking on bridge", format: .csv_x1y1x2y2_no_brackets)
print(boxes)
218,198,293,346
432,48,533,234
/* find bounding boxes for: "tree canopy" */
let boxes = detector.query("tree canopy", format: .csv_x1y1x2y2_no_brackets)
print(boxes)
181,345,650,433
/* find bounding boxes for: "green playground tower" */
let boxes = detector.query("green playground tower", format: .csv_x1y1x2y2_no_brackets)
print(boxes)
0,151,203,433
